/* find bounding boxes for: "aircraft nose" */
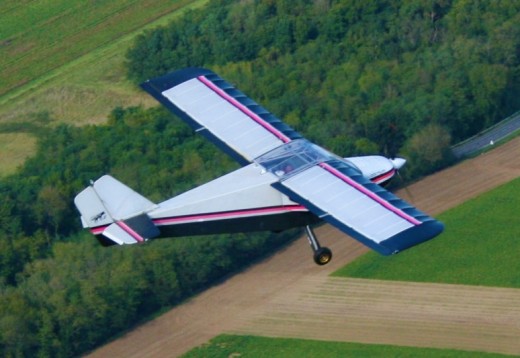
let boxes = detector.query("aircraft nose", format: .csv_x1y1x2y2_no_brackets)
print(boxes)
390,157,406,170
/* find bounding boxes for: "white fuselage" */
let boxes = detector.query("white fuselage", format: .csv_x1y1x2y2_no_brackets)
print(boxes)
148,155,400,228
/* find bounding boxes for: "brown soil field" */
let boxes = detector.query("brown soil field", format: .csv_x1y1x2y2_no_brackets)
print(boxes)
88,137,520,357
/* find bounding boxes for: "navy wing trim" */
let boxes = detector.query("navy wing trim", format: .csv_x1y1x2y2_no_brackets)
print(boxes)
273,159,444,255
141,68,302,165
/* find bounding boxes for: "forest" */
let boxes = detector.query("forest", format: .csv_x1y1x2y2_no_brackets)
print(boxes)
1,0,519,356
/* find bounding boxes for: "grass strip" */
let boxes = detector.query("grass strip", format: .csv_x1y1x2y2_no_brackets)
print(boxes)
182,335,508,357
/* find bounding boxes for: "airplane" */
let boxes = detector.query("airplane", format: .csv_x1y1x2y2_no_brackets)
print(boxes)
74,68,444,265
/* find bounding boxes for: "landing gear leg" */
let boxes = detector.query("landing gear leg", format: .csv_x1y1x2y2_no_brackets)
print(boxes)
305,225,332,265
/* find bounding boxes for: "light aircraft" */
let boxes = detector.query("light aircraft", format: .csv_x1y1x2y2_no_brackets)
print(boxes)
74,68,443,265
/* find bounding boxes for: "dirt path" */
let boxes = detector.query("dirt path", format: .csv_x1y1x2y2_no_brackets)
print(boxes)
88,137,520,357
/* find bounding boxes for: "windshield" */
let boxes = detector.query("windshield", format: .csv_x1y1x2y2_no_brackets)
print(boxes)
255,139,340,178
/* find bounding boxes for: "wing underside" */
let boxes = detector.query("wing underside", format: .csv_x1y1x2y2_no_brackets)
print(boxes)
272,159,444,255
141,68,302,165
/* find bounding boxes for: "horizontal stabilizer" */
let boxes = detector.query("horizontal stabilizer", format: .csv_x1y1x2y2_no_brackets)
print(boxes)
103,214,160,245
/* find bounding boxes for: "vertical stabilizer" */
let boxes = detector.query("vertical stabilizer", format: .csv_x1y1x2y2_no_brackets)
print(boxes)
74,175,160,245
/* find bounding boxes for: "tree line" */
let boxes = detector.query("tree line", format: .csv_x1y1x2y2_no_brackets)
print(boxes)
0,106,297,357
1,0,519,356
128,0,519,176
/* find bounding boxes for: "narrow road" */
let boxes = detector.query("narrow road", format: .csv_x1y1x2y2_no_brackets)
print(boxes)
452,110,520,158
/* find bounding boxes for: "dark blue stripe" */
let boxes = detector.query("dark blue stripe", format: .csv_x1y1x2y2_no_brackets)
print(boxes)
380,220,444,254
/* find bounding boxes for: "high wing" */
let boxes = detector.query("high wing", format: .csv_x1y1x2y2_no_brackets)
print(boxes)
256,140,443,255
276,163,442,255
139,68,442,256
141,68,302,165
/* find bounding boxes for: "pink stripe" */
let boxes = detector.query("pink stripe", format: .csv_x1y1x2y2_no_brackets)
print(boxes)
372,169,395,184
319,163,421,226
153,205,306,226
116,221,144,243
90,226,107,235
197,75,291,143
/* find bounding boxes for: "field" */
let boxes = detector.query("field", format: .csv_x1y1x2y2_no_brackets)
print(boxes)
0,0,207,175
88,136,520,357
3,1,520,356
0,0,202,98
0,132,37,174
183,335,508,357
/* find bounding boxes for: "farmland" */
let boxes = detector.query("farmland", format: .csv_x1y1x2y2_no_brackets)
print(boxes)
0,0,207,175
2,1,520,356
0,0,202,98
183,335,508,357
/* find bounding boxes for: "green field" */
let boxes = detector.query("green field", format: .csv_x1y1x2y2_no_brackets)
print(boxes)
0,0,208,123
0,0,201,98
334,176,520,288
0,0,207,176
0,132,37,174
182,335,508,357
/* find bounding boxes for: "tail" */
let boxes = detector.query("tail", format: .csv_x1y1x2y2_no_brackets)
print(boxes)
74,175,160,246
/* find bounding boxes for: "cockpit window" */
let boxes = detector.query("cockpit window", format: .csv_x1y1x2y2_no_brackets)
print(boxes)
255,139,348,178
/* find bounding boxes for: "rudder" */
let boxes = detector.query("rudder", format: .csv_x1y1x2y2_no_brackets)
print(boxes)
74,175,160,245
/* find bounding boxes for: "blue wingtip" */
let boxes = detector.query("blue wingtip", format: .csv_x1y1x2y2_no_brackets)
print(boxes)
378,220,444,256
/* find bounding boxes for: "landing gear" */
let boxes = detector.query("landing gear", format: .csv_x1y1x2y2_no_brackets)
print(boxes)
305,225,332,265
314,247,333,265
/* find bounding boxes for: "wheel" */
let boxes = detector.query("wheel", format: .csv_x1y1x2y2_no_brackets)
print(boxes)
313,247,332,265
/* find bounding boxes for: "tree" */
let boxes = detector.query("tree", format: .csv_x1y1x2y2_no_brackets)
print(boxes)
36,186,68,237
402,123,453,177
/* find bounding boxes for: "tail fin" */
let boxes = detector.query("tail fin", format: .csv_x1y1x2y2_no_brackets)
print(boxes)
74,175,160,246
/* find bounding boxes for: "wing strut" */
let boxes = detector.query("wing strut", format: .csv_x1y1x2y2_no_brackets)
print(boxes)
305,225,332,266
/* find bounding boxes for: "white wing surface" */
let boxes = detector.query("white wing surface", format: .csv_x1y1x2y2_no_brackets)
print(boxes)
271,157,443,255
141,68,302,165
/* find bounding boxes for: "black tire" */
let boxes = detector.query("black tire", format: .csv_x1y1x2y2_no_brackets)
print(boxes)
313,247,332,266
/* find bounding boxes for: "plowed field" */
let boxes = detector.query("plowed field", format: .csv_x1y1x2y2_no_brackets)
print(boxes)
88,137,520,357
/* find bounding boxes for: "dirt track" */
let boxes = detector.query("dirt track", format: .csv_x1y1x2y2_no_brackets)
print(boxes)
88,137,520,357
